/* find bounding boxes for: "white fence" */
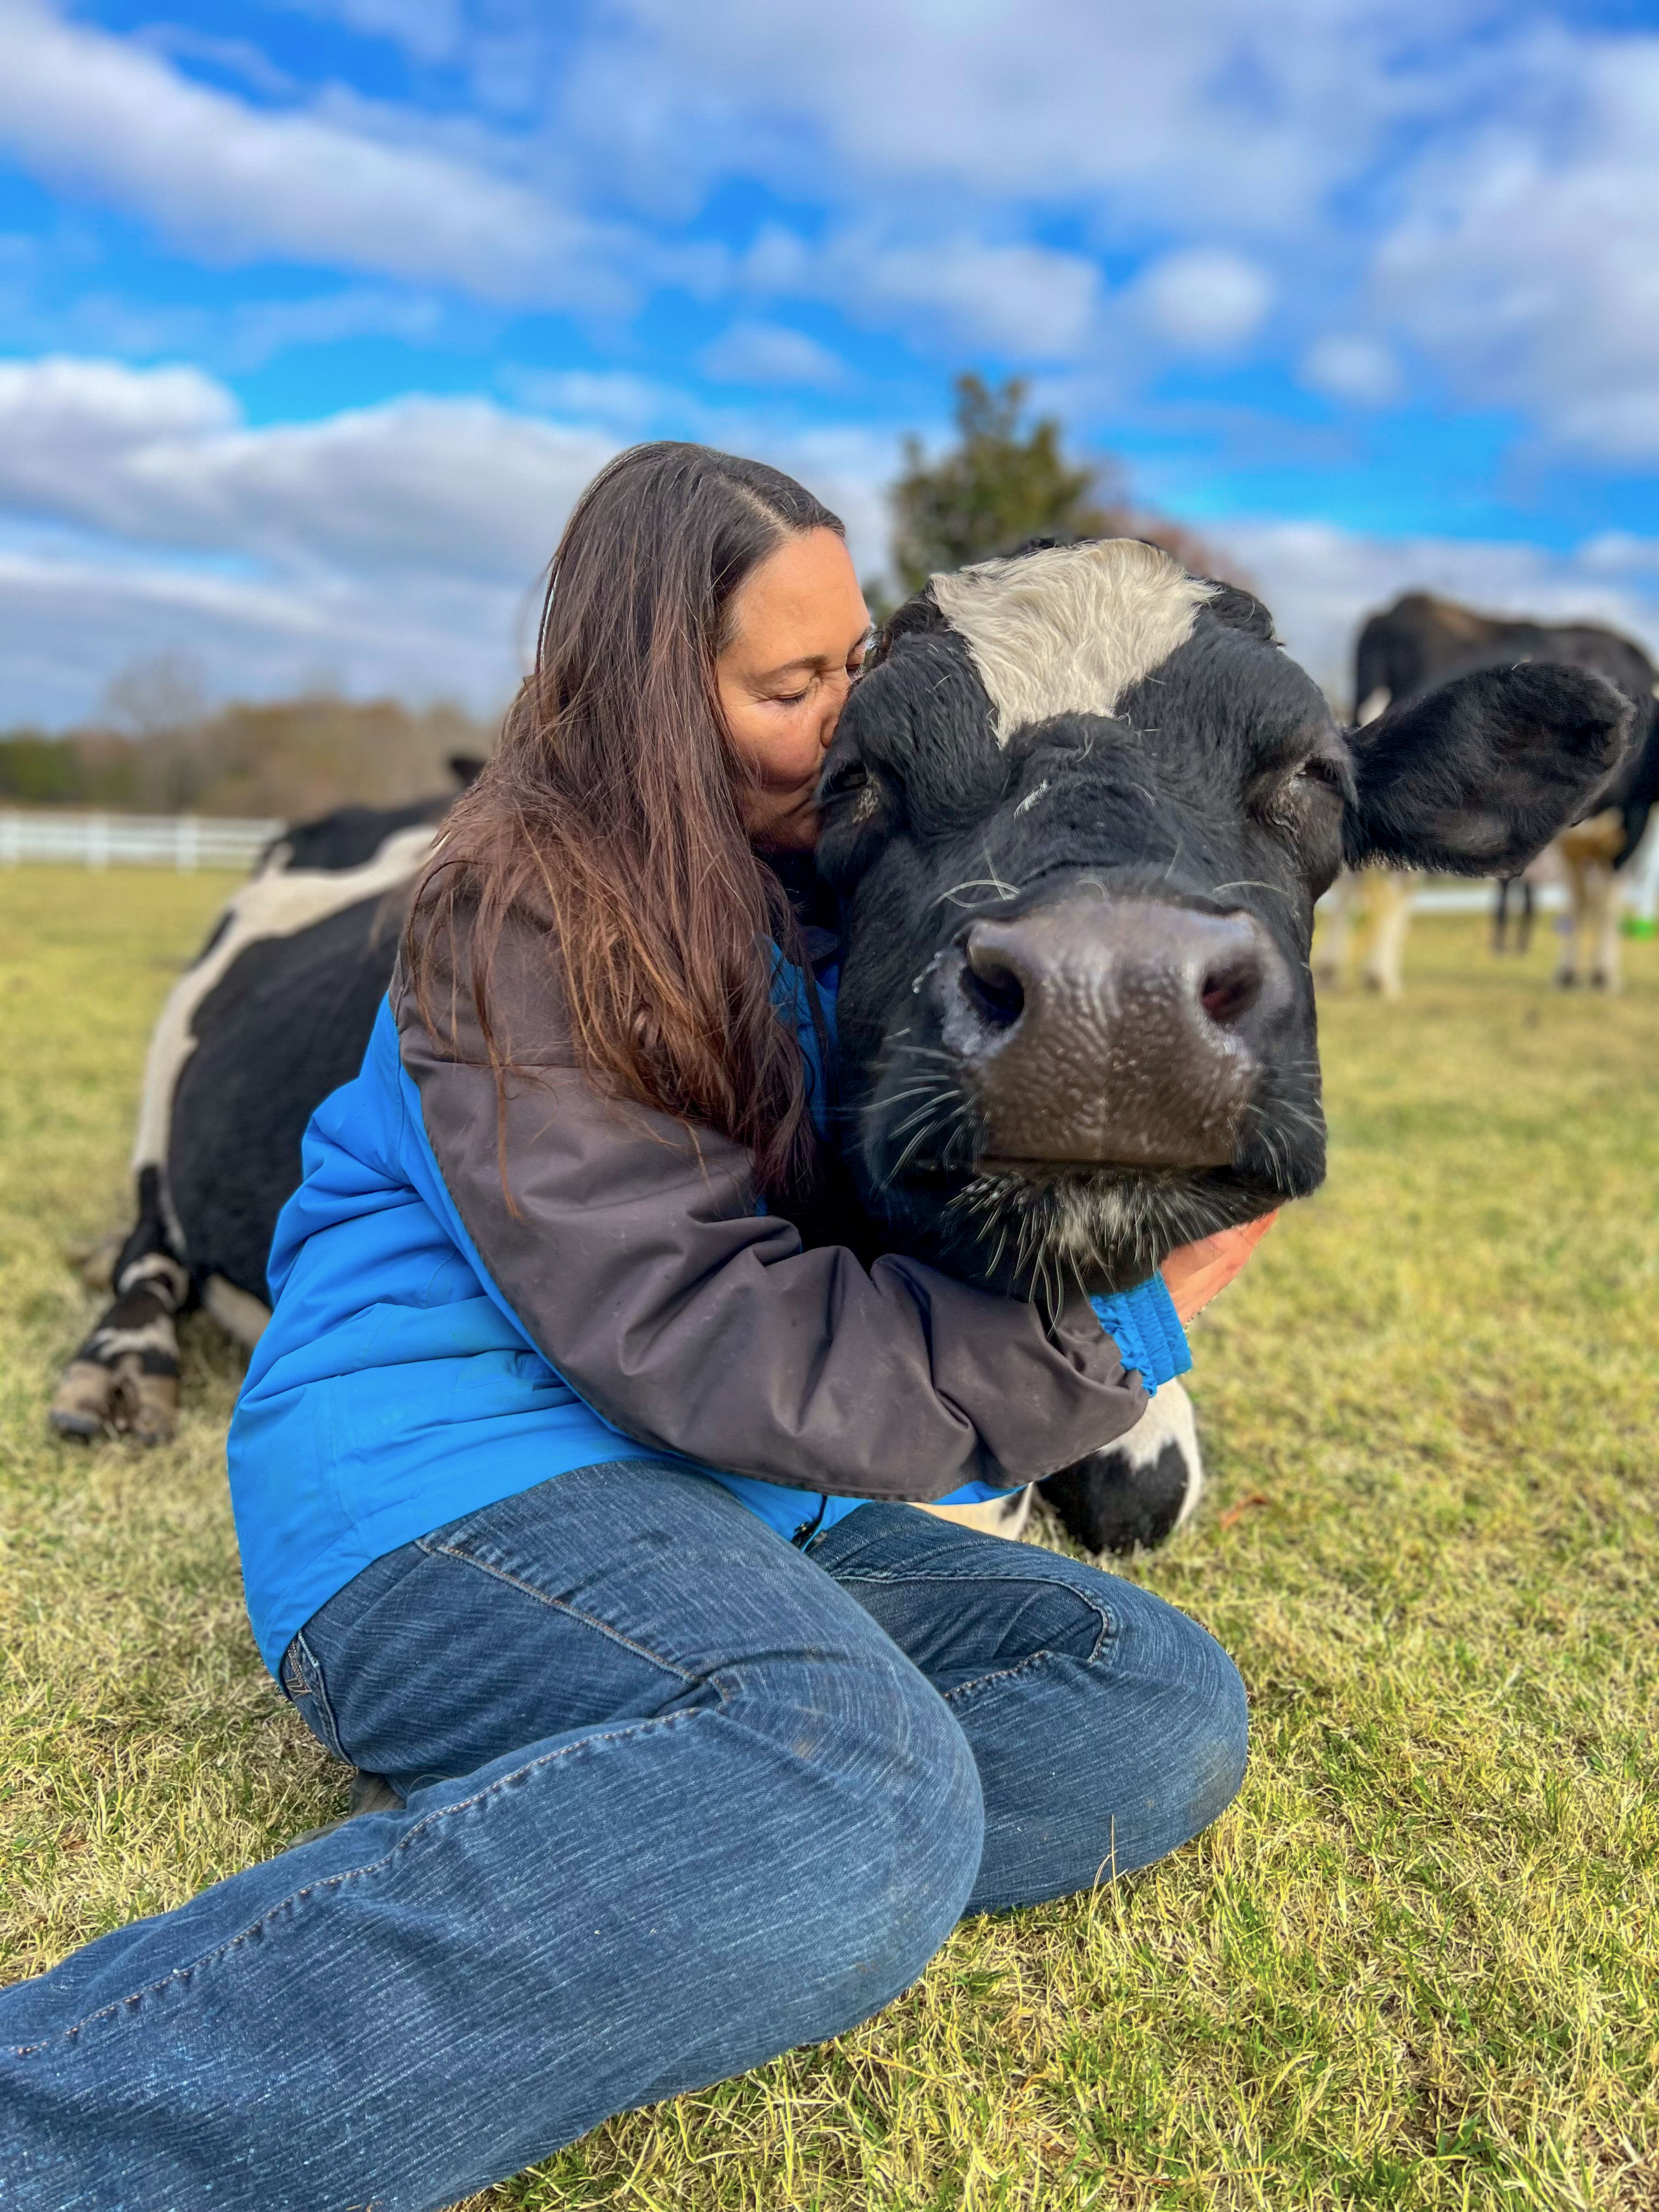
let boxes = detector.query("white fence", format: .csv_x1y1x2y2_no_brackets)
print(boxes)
0,811,281,872
1404,818,1659,923
3,808,1657,919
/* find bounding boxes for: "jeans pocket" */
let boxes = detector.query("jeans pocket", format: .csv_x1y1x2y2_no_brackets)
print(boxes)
280,1630,349,1764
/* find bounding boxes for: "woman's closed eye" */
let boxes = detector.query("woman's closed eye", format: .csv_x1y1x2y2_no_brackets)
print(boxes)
775,649,865,708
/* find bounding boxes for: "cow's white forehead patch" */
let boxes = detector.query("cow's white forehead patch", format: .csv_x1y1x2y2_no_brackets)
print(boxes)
929,539,1218,747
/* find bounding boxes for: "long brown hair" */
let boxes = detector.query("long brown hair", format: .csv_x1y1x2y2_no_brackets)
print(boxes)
406,441,844,1195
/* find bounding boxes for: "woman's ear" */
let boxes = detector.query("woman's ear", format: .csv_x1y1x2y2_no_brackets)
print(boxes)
1342,662,1633,877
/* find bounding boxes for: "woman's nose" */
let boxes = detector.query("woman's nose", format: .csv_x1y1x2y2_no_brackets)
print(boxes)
821,672,853,746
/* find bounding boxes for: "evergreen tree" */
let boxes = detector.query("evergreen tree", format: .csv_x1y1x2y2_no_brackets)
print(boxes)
883,373,1231,609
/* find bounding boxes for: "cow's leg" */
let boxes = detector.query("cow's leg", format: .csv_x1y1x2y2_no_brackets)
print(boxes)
1518,878,1534,956
1555,849,1588,985
1492,878,1510,955
50,1168,189,1445
1587,860,1622,990
1037,1379,1203,1553
1359,869,1414,998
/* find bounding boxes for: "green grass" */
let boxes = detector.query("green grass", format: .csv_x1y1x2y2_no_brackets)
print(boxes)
2,868,1656,2211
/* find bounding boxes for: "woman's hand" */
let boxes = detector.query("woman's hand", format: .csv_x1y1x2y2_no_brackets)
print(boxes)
1160,1213,1278,1325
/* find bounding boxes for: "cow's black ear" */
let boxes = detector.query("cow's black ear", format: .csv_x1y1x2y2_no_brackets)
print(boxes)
1202,583,1276,642
872,587,952,667
1344,663,1632,877
447,753,488,788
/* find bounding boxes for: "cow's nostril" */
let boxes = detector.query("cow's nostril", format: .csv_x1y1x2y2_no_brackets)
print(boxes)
1199,953,1263,1029
961,949,1026,1031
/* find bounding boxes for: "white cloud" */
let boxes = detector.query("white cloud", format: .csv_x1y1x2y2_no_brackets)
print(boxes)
0,355,901,722
1372,30,1659,460
1135,249,1273,353
1301,334,1401,408
739,225,1103,360
500,368,676,430
0,544,522,727
0,366,618,582
0,358,236,522
0,0,625,310
1209,517,1659,703
698,322,847,390
564,0,1452,235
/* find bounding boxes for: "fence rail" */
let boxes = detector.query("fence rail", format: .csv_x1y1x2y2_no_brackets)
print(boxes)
0,811,281,871
3,809,1657,919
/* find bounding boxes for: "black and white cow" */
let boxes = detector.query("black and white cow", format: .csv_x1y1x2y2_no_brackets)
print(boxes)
53,546,1625,1556
49,764,484,1448
823,540,1627,1293
1321,592,1659,994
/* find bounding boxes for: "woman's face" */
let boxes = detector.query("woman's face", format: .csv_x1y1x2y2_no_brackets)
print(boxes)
716,526,871,851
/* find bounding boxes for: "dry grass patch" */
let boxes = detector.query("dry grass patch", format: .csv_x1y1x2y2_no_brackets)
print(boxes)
2,871,1656,2210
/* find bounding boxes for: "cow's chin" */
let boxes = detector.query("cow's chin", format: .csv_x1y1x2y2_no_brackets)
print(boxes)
864,1152,1317,1306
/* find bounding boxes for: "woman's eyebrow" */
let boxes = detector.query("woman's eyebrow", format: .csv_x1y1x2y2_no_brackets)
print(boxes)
755,652,828,680
755,639,867,682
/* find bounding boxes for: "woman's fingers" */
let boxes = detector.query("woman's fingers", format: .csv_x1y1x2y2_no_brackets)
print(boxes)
1160,1211,1279,1325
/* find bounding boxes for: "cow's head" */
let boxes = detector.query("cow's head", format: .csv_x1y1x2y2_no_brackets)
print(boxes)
821,540,1629,1301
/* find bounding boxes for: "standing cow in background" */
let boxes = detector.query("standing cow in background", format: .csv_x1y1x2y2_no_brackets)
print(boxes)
1318,592,1658,996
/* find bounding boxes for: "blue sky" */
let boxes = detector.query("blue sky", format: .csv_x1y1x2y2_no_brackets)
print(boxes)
2,0,1657,724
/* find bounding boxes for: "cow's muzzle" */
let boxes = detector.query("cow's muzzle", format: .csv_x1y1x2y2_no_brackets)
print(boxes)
939,895,1290,1167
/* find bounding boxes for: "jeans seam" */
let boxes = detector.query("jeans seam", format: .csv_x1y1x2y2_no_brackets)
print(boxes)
283,1632,347,1763
414,1536,701,1685
941,1644,1090,1704
832,1570,1114,1664
7,1706,716,2059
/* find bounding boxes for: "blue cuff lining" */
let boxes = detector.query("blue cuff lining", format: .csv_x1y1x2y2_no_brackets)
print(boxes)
1090,1274,1191,1392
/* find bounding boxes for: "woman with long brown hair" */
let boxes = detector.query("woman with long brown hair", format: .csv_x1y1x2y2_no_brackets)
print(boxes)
3,444,1262,2212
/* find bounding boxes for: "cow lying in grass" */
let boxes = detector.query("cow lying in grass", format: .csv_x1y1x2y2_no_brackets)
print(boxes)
52,542,1628,1555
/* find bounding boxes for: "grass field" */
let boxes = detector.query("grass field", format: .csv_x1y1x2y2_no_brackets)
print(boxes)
1,866,1656,2212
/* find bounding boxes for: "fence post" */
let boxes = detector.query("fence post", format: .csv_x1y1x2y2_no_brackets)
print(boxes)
87,814,109,871
176,815,200,872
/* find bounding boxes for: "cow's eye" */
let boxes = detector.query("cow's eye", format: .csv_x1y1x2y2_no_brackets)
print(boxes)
1297,756,1344,792
1260,755,1344,838
822,759,870,800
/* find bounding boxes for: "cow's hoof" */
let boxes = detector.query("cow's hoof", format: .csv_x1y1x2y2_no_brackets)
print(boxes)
49,1356,179,1446
1039,1380,1203,1553
118,1363,182,1446
48,1359,121,1441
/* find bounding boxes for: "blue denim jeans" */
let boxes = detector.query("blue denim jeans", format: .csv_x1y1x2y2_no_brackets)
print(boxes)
1,1460,1247,2212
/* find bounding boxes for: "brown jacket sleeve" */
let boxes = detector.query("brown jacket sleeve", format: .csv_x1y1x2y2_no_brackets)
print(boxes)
393,912,1148,1503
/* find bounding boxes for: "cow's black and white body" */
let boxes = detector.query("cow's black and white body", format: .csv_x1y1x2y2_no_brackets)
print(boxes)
1332,594,1659,993
49,791,466,1446
54,545,1628,1560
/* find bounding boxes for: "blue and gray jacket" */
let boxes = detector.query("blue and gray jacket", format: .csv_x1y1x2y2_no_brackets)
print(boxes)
228,907,1188,1678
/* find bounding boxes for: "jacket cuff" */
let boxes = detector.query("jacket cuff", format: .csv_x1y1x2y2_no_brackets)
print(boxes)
1090,1274,1191,1392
